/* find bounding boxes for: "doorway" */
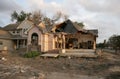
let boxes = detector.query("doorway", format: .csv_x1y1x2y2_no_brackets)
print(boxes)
31,33,38,45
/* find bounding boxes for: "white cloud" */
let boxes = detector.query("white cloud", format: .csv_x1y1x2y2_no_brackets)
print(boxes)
79,0,120,14
0,0,120,43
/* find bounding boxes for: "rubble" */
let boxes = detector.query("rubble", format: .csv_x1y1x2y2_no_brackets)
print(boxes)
1,57,7,61
0,51,120,79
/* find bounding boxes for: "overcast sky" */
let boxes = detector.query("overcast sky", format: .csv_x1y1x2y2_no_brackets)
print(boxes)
0,0,120,43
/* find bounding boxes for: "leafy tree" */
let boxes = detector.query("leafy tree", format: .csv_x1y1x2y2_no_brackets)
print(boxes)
97,43,105,49
11,10,69,32
31,11,67,30
11,10,30,22
31,11,43,25
108,35,120,53
74,22,84,28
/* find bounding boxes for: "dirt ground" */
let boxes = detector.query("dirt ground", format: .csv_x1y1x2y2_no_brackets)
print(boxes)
0,51,120,79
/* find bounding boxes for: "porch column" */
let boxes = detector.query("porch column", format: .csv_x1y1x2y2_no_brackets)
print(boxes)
23,39,25,48
93,37,96,49
53,36,55,49
63,35,66,49
17,39,19,49
57,37,59,48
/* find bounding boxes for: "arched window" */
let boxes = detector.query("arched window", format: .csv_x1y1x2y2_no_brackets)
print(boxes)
31,33,38,45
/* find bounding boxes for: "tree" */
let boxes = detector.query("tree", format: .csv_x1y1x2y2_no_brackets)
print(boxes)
108,35,120,53
31,11,43,25
74,22,84,28
11,10,69,31
97,43,105,49
11,10,30,22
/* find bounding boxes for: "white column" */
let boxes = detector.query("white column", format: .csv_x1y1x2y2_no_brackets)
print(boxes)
93,37,96,49
17,40,19,49
23,39,25,48
63,35,66,49
53,35,55,49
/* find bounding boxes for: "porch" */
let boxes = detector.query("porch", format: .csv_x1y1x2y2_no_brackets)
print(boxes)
12,39,27,49
54,32,96,50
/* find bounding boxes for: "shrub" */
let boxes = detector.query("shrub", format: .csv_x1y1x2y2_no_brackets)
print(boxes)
24,51,40,58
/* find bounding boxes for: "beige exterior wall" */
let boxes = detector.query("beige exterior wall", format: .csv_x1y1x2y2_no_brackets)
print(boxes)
0,39,14,51
41,33,55,52
48,34,55,50
43,34,48,52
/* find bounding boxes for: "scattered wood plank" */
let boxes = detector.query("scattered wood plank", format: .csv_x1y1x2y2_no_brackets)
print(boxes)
40,54,59,58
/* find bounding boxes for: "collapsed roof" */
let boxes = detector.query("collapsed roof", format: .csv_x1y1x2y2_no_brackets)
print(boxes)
52,19,98,36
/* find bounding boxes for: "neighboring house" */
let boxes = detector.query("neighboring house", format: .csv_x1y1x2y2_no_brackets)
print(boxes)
0,29,14,52
3,19,34,50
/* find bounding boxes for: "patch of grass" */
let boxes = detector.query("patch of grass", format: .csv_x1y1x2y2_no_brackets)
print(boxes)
24,51,40,58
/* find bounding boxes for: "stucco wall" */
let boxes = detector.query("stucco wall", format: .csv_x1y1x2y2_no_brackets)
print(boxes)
0,39,14,51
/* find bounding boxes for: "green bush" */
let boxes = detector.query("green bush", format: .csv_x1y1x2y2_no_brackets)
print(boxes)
24,51,40,58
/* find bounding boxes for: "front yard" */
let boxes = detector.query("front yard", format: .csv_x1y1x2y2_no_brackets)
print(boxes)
0,50,120,79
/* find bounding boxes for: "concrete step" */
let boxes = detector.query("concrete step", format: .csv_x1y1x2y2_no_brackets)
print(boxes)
60,52,98,58
63,49,95,53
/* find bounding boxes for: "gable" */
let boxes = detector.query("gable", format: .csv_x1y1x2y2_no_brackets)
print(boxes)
55,20,81,33
17,19,33,29
17,19,34,34
28,26,43,34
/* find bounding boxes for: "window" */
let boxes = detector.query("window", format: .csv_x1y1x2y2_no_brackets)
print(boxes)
13,31,15,33
17,31,19,33
0,41,3,45
23,28,27,32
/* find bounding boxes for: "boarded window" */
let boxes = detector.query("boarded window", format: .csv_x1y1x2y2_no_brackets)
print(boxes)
0,41,3,45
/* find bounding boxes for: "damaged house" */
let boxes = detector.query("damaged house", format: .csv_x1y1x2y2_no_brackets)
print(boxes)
27,19,98,53
0,19,98,54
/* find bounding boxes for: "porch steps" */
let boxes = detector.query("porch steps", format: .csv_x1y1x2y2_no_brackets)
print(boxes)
60,53,97,58
63,49,95,53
